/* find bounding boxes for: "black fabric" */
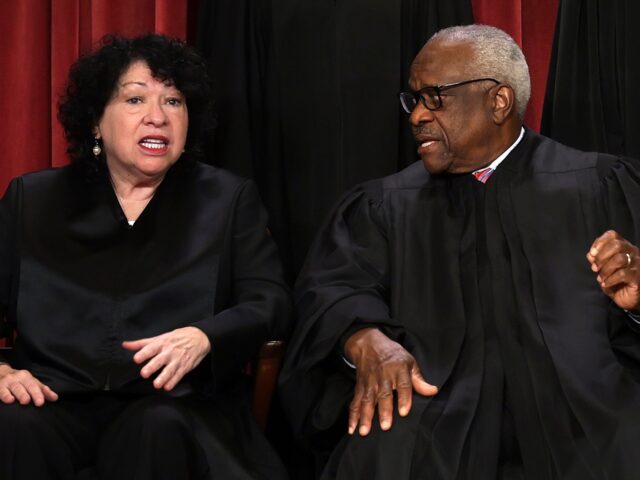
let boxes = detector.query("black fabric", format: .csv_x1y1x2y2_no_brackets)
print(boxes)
280,129,640,479
196,0,473,277
195,0,291,280
0,159,291,479
0,390,282,480
195,0,293,279
541,0,640,159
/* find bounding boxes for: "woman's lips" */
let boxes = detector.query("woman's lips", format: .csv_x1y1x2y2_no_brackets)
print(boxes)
138,136,169,155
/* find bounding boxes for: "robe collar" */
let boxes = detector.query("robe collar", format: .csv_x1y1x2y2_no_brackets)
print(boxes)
471,126,525,176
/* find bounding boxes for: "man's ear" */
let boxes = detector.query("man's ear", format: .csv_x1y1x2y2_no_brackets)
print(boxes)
492,84,516,124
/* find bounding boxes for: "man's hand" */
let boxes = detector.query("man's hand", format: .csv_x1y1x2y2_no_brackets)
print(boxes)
587,230,640,312
0,364,58,406
344,328,438,436
122,326,211,391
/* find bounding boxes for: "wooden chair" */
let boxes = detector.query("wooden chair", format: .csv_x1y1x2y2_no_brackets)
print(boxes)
250,340,285,430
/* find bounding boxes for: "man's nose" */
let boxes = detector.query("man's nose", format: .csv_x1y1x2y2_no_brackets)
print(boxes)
409,102,435,127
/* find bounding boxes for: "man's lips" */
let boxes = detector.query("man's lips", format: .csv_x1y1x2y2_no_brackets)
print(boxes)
415,136,440,154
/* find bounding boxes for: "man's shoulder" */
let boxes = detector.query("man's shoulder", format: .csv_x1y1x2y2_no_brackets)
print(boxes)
360,161,430,194
514,130,618,174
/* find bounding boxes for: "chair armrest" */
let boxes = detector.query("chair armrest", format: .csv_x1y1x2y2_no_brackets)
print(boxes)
251,340,285,431
0,318,13,348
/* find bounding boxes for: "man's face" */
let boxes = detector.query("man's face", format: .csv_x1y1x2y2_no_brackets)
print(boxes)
408,40,497,175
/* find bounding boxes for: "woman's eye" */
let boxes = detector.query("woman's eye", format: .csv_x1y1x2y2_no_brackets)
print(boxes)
126,97,142,105
166,98,182,106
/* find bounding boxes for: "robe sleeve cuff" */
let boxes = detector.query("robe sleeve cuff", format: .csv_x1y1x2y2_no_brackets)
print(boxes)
192,310,269,391
624,309,640,333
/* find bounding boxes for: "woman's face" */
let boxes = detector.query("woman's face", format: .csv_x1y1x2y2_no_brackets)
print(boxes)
95,61,188,182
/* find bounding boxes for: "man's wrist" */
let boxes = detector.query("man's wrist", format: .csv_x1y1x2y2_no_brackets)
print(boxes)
343,327,379,364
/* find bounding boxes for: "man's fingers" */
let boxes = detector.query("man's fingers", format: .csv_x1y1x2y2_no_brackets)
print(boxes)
357,384,377,436
600,269,624,290
396,370,414,417
588,232,625,271
589,230,618,258
411,368,438,397
596,244,626,274
590,244,618,273
376,380,395,431
597,252,633,285
348,389,363,435
343,329,437,434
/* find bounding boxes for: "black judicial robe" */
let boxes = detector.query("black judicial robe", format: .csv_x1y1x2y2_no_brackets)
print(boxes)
280,130,640,479
0,159,291,479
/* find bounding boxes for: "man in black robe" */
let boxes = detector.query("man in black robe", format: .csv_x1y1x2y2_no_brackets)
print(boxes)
280,24,640,479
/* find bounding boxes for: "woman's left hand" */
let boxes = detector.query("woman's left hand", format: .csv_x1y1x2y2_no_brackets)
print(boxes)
122,326,211,391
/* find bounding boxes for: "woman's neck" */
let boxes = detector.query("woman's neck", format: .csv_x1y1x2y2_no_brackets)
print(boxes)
107,167,166,222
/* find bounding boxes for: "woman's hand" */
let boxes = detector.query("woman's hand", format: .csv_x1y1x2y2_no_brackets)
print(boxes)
0,364,58,406
122,326,211,391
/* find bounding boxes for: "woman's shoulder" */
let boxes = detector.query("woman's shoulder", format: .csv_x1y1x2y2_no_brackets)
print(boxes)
183,161,258,198
11,166,73,192
190,162,248,185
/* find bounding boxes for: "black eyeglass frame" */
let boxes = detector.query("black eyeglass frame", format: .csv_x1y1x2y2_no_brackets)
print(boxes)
399,77,500,113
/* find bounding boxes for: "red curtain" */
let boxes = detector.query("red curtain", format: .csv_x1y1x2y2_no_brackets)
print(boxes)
0,0,189,194
0,1,560,193
471,0,559,132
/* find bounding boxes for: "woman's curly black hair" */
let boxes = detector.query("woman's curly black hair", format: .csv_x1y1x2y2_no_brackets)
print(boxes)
58,33,215,164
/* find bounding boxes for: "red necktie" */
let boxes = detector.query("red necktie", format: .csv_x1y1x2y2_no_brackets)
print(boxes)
472,167,494,184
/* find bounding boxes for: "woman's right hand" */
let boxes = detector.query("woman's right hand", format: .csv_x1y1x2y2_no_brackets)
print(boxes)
0,364,58,406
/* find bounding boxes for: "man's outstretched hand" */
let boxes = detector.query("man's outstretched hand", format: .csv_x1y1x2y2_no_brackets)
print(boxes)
344,328,438,436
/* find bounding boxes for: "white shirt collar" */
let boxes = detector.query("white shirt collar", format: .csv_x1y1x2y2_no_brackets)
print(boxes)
473,127,525,173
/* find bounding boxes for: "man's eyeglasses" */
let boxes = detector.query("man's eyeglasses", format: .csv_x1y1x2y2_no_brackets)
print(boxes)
399,78,499,113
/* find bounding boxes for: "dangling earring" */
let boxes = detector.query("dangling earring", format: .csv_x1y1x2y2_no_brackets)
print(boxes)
92,137,102,157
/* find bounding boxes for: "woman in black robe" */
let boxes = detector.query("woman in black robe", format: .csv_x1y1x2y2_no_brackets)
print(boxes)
0,34,290,480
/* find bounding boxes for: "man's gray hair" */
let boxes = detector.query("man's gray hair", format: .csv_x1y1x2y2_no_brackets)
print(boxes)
430,24,531,119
